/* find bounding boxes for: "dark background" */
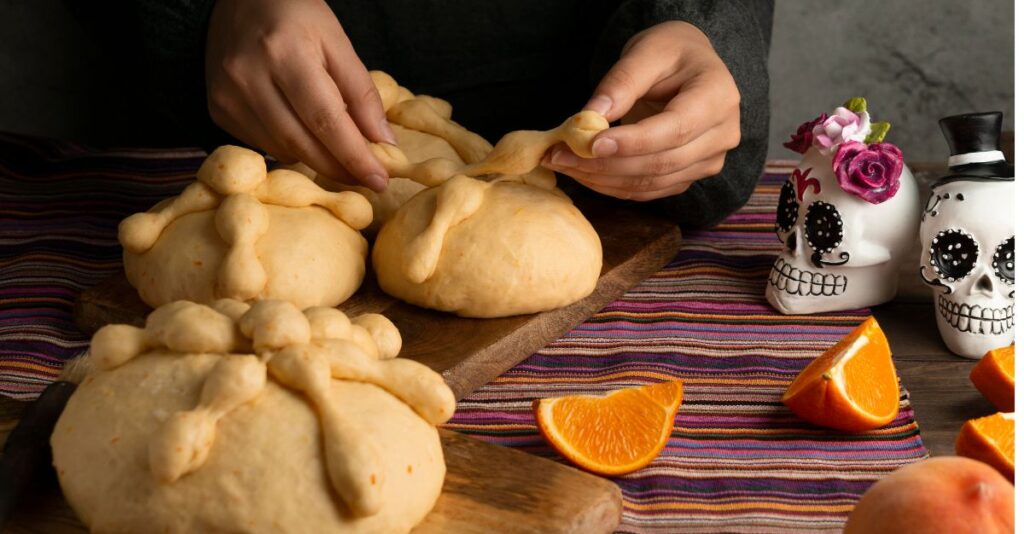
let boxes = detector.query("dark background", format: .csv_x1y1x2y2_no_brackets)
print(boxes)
0,0,1014,161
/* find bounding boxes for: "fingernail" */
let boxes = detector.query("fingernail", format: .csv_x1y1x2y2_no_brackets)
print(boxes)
365,173,388,192
380,119,399,146
592,137,618,158
585,94,613,117
550,148,579,168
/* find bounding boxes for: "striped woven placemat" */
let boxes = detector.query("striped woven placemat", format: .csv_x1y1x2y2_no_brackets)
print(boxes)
446,163,927,533
0,134,201,397
0,135,927,532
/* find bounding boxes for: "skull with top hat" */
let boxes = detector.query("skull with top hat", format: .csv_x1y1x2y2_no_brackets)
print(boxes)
919,111,1015,359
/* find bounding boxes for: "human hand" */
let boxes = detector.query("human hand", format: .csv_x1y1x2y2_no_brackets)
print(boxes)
543,21,741,201
205,0,395,191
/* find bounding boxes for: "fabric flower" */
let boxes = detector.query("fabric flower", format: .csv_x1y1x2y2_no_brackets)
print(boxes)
783,114,826,154
812,107,871,154
832,141,904,204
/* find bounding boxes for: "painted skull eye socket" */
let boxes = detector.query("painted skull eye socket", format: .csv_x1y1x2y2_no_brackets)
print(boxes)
929,229,979,282
804,201,843,254
775,180,798,233
993,236,1014,285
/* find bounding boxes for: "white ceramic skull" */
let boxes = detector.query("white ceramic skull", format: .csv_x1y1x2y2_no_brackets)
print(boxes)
919,180,1014,358
767,149,920,314
919,112,1016,359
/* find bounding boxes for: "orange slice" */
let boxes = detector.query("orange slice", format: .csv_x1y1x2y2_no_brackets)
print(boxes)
533,381,683,476
956,412,1015,483
782,316,899,432
970,345,1015,412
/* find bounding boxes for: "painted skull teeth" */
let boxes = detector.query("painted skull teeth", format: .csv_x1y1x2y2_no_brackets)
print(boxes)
938,294,1015,335
769,258,848,297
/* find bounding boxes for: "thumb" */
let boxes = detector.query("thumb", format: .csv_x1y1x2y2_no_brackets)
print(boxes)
585,38,668,122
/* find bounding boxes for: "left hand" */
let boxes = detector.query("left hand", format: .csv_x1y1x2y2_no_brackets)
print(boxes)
543,21,741,201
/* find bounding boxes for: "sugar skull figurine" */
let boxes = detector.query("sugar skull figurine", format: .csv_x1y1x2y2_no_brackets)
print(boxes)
919,112,1014,359
767,98,920,314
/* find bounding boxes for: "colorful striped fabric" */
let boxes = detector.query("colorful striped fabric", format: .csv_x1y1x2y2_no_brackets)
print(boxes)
446,163,927,532
0,136,927,532
0,134,202,398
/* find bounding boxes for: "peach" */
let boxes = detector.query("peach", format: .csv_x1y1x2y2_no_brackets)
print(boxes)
844,457,1013,534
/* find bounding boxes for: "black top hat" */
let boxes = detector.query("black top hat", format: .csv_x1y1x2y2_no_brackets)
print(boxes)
935,112,1014,187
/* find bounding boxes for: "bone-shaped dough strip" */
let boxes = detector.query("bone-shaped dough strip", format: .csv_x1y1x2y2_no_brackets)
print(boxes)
351,313,402,360
370,70,451,121
149,355,267,482
238,300,312,353
369,143,461,187
368,71,489,163
90,302,245,370
370,70,412,112
369,111,609,189
498,167,558,190
197,145,268,195
387,97,493,164
318,339,455,425
463,110,609,176
269,345,383,517
305,306,352,341
417,95,452,119
255,169,372,230
403,176,488,283
215,193,270,301
119,182,220,254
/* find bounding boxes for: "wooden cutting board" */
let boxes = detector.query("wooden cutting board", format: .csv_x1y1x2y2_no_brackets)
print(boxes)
0,398,622,533
46,198,674,532
74,197,682,400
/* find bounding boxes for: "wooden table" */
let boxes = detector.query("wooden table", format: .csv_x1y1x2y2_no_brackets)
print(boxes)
874,302,992,457
0,158,1009,532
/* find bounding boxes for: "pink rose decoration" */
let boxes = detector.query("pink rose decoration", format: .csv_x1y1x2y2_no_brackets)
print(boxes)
783,114,826,154
832,141,904,204
812,107,870,153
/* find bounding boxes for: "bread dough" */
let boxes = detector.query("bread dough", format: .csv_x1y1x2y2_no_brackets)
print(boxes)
53,299,454,534
121,146,372,309
298,72,609,239
304,70,491,232
278,72,607,317
316,124,465,232
367,75,609,189
373,176,603,317
361,72,607,318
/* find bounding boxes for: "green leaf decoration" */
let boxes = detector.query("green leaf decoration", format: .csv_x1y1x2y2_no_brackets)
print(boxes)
843,97,868,113
866,122,891,144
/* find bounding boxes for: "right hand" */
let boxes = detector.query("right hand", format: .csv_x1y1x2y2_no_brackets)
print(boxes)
205,0,395,191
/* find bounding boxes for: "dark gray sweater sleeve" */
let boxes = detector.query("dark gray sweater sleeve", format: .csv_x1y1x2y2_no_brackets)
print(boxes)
587,0,773,229
136,0,223,147
70,0,222,146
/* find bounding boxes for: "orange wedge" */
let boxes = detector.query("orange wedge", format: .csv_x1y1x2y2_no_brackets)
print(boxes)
970,345,1015,412
956,412,1015,483
782,316,899,432
533,381,683,476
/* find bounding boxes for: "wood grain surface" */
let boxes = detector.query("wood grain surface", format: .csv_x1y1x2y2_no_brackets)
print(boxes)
873,301,997,457
74,197,682,401
43,197,670,532
0,397,622,534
